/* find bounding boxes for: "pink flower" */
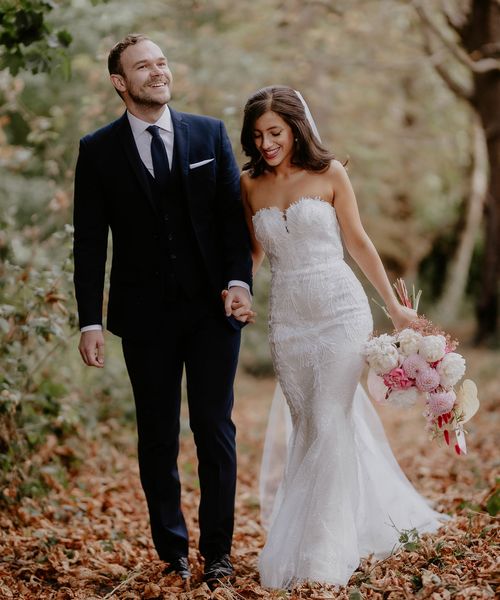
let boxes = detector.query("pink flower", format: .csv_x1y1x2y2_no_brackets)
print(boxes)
402,354,427,379
415,366,440,392
383,367,413,390
427,390,456,417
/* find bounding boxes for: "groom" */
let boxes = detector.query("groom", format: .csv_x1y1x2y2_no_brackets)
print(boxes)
73,34,253,585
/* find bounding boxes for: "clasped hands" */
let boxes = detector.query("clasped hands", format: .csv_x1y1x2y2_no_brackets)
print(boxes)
79,286,256,369
222,286,256,324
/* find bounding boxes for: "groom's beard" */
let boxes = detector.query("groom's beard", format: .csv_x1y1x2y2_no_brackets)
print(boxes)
125,79,171,108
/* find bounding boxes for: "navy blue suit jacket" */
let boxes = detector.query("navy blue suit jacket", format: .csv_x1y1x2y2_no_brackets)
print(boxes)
73,108,252,339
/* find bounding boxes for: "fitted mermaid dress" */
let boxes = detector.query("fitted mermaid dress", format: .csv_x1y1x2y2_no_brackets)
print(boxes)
253,197,444,589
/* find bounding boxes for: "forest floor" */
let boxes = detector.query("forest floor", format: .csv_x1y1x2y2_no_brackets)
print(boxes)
0,347,498,600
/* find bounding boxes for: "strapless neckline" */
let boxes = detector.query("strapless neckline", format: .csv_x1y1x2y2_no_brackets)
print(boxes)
252,196,334,221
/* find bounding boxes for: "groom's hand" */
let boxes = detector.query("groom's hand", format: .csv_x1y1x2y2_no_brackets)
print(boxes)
222,287,256,323
78,330,105,367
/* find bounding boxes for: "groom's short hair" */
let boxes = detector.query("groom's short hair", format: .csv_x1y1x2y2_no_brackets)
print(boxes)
108,33,152,76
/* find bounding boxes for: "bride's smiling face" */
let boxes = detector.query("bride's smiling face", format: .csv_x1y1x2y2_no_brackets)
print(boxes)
253,111,294,168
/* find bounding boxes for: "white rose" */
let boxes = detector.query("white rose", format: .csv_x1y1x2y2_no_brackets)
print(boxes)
364,334,399,375
368,351,399,375
388,387,420,408
419,335,447,363
364,334,395,356
397,328,423,356
437,352,466,389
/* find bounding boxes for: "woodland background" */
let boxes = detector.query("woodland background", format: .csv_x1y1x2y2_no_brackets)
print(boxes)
0,1,499,599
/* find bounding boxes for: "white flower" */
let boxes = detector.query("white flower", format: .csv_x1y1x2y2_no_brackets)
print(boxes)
364,333,395,352
455,379,479,423
437,352,466,389
397,328,422,356
419,335,447,363
363,334,399,375
388,387,420,408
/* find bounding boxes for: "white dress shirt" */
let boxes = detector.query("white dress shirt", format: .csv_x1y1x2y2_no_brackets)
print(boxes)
80,108,249,332
127,106,174,173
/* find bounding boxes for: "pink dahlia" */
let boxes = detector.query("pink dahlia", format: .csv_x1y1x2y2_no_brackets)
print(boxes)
415,366,440,392
402,354,427,379
427,390,456,417
383,367,413,390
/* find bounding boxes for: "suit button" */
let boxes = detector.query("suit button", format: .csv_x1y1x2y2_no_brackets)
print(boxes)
153,234,159,240
154,270,160,276
168,233,174,241
170,254,176,260
164,215,169,222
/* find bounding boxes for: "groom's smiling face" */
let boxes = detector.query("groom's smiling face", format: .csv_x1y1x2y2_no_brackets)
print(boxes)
112,40,173,108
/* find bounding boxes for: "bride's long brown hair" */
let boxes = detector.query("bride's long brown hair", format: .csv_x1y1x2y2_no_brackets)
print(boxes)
241,86,335,178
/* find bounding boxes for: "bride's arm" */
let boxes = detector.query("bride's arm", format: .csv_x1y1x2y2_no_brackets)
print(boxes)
241,171,266,276
329,161,416,330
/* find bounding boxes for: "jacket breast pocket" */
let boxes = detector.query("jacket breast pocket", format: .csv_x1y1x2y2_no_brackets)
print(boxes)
188,159,216,184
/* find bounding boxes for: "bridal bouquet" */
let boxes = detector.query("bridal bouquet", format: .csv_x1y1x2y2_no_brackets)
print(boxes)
364,280,479,455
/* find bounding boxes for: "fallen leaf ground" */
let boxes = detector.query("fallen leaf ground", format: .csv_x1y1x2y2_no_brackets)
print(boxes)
0,348,498,599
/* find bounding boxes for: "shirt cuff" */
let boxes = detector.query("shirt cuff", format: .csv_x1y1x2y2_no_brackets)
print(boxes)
81,324,103,332
228,280,251,297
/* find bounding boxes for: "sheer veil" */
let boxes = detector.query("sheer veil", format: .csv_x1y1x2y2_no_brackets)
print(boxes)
294,90,322,143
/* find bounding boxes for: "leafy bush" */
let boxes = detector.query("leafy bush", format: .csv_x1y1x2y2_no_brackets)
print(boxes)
0,0,73,75
0,212,79,502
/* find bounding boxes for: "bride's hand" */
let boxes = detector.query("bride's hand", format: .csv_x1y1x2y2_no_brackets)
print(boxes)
388,304,418,331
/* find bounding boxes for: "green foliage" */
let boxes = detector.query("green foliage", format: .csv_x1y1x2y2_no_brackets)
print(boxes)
0,0,73,75
0,213,78,501
0,0,110,76
486,482,500,517
396,525,422,552
411,574,423,591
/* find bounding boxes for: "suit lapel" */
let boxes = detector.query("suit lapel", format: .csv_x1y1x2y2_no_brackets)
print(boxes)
116,112,160,218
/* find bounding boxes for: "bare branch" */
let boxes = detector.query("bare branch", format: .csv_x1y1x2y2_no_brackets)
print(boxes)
433,61,474,99
435,114,487,323
421,25,474,101
440,0,468,33
413,0,500,73
480,42,500,59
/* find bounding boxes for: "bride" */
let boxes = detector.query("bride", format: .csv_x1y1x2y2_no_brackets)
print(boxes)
236,86,446,589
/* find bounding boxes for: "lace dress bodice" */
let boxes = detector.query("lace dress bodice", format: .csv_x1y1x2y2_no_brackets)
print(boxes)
253,196,344,272
253,197,373,368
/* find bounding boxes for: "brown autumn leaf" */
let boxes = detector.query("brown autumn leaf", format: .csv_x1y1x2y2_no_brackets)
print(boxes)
0,365,498,599
143,582,162,598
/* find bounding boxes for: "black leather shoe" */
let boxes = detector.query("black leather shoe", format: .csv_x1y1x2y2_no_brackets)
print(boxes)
163,556,191,580
203,553,234,587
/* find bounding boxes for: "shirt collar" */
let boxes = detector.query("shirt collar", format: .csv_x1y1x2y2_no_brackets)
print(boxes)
127,106,173,136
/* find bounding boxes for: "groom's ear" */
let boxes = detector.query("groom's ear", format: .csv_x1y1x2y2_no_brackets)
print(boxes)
110,74,126,96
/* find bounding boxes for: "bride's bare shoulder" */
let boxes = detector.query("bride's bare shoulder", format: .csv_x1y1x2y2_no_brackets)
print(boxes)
241,169,258,192
240,169,252,196
326,159,349,181
325,160,353,198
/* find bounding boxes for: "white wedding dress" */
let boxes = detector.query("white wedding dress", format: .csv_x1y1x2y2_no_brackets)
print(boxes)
253,197,445,589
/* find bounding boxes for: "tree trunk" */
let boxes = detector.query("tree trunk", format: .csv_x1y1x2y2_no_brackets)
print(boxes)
435,115,487,323
474,107,500,343
416,0,500,341
460,0,500,343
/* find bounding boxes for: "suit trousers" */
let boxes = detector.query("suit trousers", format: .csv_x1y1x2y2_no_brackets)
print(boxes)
121,297,241,561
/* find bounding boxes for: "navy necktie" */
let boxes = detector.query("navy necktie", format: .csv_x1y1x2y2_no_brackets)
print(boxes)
146,125,169,187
